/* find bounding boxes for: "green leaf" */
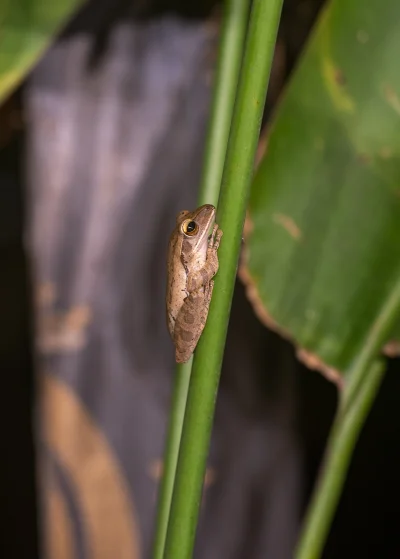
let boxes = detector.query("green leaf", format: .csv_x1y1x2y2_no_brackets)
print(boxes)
0,0,82,103
242,0,400,384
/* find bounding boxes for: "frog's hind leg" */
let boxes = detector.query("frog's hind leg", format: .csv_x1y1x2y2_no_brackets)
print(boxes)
174,289,210,363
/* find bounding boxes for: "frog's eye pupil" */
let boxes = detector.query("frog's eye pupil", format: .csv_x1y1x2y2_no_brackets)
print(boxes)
182,219,198,236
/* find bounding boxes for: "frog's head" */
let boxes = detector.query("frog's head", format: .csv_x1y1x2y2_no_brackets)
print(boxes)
177,204,216,260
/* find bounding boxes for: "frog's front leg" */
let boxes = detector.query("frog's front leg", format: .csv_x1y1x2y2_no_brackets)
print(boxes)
187,224,222,293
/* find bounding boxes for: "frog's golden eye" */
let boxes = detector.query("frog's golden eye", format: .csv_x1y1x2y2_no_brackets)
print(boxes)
182,219,199,236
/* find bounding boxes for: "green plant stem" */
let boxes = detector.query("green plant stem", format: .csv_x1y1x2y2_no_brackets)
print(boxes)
342,280,400,411
295,280,400,559
199,0,250,207
163,1,283,558
295,360,385,559
152,359,192,559
151,2,249,558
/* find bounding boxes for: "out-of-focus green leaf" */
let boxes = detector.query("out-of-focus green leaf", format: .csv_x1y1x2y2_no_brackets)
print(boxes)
0,0,82,103
242,0,400,384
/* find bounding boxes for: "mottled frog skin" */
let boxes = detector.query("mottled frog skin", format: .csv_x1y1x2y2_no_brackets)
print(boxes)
166,204,222,363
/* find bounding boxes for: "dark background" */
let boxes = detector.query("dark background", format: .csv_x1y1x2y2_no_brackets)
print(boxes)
1,0,400,557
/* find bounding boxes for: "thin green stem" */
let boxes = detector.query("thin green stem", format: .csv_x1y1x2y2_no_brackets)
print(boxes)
342,280,400,411
295,280,400,559
199,0,250,207
295,360,385,559
152,359,192,559
151,2,249,557
163,1,283,558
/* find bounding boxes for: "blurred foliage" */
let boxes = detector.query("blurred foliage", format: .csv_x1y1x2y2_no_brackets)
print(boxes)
243,0,400,382
0,0,82,103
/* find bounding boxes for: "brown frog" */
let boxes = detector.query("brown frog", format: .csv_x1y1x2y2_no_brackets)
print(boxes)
166,204,222,363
